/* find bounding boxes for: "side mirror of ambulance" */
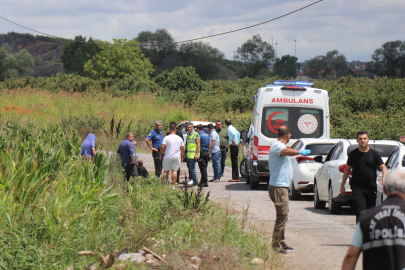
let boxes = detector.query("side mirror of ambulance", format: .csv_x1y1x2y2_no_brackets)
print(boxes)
240,130,247,142
313,155,324,164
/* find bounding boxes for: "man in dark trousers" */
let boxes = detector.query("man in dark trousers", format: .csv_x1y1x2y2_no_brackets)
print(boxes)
225,118,240,182
196,124,209,187
166,122,184,182
215,120,228,177
145,120,164,177
340,130,387,223
117,132,138,181
342,168,405,270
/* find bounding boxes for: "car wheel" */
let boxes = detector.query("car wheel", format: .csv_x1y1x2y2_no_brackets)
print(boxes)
289,181,301,200
328,184,342,214
314,181,326,209
240,158,247,178
249,174,260,190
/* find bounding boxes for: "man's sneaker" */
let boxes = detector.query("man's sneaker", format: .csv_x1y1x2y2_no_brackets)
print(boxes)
282,244,293,251
187,180,193,186
172,186,176,190
278,249,288,254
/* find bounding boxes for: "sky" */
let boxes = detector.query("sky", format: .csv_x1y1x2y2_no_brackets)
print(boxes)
1,0,405,62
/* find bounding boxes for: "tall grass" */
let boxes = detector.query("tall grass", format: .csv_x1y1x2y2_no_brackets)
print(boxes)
0,120,278,269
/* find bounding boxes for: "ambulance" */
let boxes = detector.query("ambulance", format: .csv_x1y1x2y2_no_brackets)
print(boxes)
240,80,330,189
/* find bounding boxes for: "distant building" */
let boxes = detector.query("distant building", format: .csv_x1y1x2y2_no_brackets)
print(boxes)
347,60,368,69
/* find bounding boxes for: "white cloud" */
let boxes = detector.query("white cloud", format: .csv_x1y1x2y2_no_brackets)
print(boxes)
2,0,405,62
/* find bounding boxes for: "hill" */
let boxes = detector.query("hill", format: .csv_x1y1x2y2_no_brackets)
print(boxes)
0,32,67,77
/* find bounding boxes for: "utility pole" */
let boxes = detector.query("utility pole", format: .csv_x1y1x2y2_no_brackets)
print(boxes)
275,43,278,58
233,51,236,62
294,39,297,58
272,37,273,48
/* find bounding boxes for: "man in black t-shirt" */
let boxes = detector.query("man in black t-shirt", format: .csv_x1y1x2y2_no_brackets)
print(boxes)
340,130,387,223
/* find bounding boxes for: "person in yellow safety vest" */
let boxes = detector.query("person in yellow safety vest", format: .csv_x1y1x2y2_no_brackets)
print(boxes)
186,122,200,186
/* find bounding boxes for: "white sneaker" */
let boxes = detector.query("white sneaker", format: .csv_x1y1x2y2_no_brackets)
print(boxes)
187,180,193,186
172,186,176,190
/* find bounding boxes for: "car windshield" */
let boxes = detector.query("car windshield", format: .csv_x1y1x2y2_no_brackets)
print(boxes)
347,144,397,158
261,107,324,139
305,143,335,155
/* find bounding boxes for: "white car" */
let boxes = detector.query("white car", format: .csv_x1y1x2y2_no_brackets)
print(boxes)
289,138,341,200
376,144,405,205
177,121,215,143
313,140,401,214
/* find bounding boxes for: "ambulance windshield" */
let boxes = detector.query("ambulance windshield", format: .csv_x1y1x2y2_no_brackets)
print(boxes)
261,107,324,139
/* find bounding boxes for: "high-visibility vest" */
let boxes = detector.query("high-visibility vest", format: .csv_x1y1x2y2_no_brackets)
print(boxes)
186,131,200,159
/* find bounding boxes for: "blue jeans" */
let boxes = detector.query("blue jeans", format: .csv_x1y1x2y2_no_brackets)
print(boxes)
211,151,221,180
187,158,198,185
220,149,227,175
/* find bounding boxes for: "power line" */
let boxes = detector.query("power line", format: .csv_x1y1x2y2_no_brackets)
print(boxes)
0,0,323,47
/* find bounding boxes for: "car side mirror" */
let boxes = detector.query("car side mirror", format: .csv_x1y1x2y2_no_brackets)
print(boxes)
314,155,324,163
240,130,247,142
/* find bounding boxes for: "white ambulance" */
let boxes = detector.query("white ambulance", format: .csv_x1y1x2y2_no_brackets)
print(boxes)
240,80,330,189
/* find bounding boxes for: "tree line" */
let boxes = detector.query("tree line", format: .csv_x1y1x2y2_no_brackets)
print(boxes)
0,29,404,81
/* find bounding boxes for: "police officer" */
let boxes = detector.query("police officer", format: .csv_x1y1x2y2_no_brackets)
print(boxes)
196,124,209,187
342,168,405,270
186,122,200,186
145,120,164,177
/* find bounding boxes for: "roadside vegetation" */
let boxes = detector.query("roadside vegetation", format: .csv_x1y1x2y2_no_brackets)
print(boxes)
0,119,279,269
1,74,405,141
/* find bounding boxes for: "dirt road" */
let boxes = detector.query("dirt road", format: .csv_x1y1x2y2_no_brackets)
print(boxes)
137,152,362,269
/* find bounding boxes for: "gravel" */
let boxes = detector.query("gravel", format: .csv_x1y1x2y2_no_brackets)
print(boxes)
136,152,362,270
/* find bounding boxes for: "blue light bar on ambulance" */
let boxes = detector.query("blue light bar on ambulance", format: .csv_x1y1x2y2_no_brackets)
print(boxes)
272,80,314,86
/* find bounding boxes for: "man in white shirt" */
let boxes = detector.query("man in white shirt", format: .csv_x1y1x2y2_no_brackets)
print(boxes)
160,123,184,189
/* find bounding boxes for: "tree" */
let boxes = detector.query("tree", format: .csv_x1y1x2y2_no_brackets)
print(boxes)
366,40,405,77
235,34,274,78
61,35,101,76
83,39,154,80
303,50,350,80
135,29,176,72
155,66,203,92
176,41,225,80
273,55,299,78
0,43,34,81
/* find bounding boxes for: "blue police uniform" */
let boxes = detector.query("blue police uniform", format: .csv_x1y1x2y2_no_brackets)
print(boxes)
146,128,164,177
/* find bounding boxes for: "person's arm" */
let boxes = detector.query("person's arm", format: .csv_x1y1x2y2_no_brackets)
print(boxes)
195,139,200,160
280,148,300,156
209,140,215,152
340,165,352,196
180,146,184,162
341,245,361,270
145,138,158,152
160,144,166,161
91,147,96,157
380,164,387,185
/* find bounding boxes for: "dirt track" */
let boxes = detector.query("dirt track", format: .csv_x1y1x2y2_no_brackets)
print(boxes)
137,152,362,270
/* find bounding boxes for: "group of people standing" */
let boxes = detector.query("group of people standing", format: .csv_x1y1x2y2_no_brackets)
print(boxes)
144,119,241,188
